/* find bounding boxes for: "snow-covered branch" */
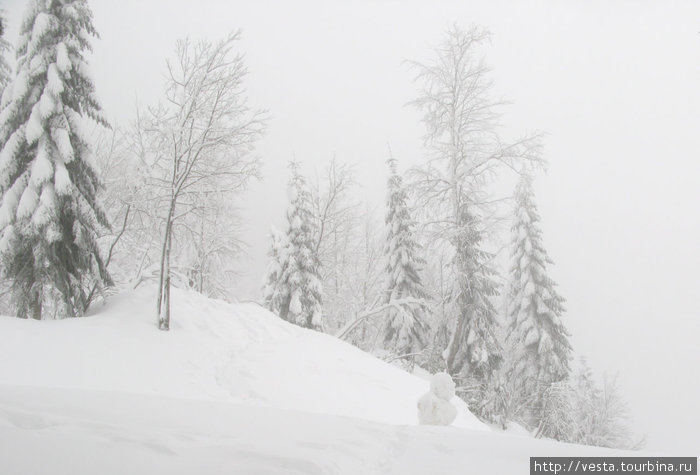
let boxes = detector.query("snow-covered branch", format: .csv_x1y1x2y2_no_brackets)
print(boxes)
336,298,426,341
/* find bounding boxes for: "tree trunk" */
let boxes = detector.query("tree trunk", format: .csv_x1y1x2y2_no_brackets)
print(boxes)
160,266,171,331
158,229,172,331
30,286,42,320
444,306,467,376
158,202,175,331
197,217,205,293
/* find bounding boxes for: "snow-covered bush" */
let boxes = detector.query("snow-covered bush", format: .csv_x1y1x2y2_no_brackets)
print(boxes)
572,361,642,449
535,379,577,442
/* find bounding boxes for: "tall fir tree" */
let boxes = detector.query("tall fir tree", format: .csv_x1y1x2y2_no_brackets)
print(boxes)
506,174,572,417
381,157,430,356
0,0,110,319
264,162,322,330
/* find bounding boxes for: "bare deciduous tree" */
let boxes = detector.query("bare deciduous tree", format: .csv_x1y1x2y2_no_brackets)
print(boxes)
309,157,358,330
311,158,357,270
140,32,266,330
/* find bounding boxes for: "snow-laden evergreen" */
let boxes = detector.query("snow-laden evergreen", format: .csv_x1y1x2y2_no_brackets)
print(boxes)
381,157,430,356
506,174,571,409
264,162,322,330
443,207,502,398
0,14,11,95
0,0,110,319
262,225,289,314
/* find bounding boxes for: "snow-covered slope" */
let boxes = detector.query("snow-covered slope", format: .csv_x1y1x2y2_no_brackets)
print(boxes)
0,287,643,474
0,286,484,429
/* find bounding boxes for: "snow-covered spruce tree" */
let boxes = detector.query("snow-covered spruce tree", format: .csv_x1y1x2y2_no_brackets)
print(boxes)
272,162,323,330
381,156,430,359
506,173,572,422
0,13,11,95
0,0,111,319
443,207,502,411
0,15,11,315
262,225,289,315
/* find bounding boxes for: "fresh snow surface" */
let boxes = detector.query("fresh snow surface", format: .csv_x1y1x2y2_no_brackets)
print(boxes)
0,286,484,429
0,286,642,474
0,385,634,475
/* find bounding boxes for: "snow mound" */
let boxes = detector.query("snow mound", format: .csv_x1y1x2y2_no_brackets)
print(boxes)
0,285,485,430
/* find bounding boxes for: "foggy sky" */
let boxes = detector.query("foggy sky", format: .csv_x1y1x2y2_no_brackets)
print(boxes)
3,0,699,453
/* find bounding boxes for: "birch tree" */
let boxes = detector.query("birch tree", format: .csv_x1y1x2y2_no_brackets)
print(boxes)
142,32,266,330
409,25,542,414
309,157,359,330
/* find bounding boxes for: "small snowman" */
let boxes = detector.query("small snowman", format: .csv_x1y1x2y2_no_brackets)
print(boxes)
417,372,458,426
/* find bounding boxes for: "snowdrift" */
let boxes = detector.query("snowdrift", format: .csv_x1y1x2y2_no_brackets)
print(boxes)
0,286,646,474
0,285,484,430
